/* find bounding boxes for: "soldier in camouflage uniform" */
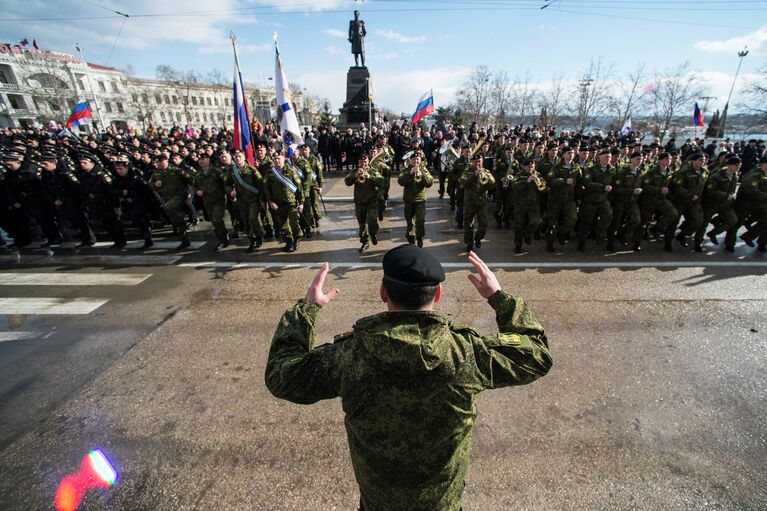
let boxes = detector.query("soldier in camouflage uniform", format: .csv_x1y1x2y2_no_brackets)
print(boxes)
448,145,470,226
726,155,767,253
345,153,384,253
255,144,275,240
293,144,323,238
263,152,304,252
492,146,515,229
634,152,677,253
193,151,229,250
543,146,580,252
460,153,495,252
151,153,193,250
606,152,644,252
78,151,125,249
265,247,551,511
667,152,707,250
228,148,265,252
39,152,92,247
397,150,433,247
510,158,545,254
693,156,740,252
577,148,614,252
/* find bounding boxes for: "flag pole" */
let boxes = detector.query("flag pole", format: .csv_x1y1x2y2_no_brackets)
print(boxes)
75,42,106,132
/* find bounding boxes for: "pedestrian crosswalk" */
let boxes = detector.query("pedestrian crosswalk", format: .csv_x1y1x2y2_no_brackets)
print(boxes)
0,270,154,342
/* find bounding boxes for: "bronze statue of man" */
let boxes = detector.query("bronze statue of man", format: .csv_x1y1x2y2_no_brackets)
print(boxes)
348,10,366,67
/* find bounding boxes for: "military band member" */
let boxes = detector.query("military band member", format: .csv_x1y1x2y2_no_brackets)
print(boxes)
577,148,614,252
510,158,546,254
460,153,495,253
398,150,433,247
493,146,516,229
345,153,384,253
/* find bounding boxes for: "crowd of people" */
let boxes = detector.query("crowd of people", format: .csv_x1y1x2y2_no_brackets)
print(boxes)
1,119,765,256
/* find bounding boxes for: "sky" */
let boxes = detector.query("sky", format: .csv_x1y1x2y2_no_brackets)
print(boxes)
1,0,766,117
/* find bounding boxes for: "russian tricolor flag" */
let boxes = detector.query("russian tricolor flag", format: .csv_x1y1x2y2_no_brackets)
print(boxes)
410,89,434,126
232,39,255,165
693,102,704,127
65,100,92,128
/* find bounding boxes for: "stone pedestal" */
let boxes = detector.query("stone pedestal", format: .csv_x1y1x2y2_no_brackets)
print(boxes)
338,66,377,130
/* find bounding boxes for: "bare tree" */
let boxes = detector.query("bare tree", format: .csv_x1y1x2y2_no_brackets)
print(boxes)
509,72,539,126
155,65,202,125
650,61,705,140
571,58,614,131
205,68,230,127
490,70,512,124
538,73,568,126
742,62,767,118
455,65,494,124
609,62,650,125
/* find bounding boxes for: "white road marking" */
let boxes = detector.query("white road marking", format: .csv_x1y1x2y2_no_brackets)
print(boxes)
0,255,181,266
180,260,767,270
0,331,38,342
0,273,151,286
90,241,206,250
0,298,108,315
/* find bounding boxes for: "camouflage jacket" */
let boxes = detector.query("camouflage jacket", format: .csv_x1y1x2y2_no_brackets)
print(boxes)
265,291,552,511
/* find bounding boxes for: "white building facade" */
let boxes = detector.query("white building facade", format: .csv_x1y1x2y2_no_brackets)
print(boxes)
0,41,308,132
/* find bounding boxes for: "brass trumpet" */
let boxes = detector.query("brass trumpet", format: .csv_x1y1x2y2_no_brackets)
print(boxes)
369,144,394,170
530,171,547,191
356,168,369,184
414,168,422,183
476,168,491,186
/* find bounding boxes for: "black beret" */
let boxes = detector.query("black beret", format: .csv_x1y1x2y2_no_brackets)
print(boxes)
382,244,445,288
658,152,670,159
689,152,705,161
726,156,741,165
630,152,642,159
560,145,573,153
470,152,483,161
522,157,535,166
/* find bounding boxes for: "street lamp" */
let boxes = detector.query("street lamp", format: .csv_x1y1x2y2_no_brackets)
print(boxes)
578,78,593,131
717,46,748,139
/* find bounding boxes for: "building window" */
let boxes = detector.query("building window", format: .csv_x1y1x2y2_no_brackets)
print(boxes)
194,112,200,122
117,102,124,113
0,70,8,84
213,97,218,106
206,97,212,106
155,94,162,103
112,82,119,92
176,112,182,122
203,113,208,122
7,95,21,109
132,94,138,103
104,102,113,113
173,96,178,104
67,99,75,110
98,81,106,92
161,112,166,122
163,95,170,104
218,113,224,121
192,97,197,106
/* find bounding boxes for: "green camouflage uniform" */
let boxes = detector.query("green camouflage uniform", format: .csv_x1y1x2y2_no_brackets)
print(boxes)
694,168,738,247
492,155,516,227
635,163,677,244
459,167,495,246
226,163,264,243
397,165,433,241
256,156,275,235
577,163,614,243
667,163,708,238
263,163,304,244
345,166,385,244
151,164,192,241
193,165,228,242
544,162,580,244
509,171,544,249
726,167,767,248
265,290,552,511
292,156,318,236
607,165,643,245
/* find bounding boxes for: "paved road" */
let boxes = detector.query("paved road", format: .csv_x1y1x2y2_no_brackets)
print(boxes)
0,177,765,510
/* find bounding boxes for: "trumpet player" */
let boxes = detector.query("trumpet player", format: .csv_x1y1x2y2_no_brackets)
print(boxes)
510,158,546,254
493,146,516,229
459,153,495,253
345,153,384,253
398,150,433,247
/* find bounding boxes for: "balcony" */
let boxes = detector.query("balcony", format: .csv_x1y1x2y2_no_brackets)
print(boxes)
1,107,34,117
0,82,19,91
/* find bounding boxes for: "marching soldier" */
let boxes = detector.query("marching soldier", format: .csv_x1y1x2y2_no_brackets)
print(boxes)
510,158,545,254
693,156,740,252
345,153,384,253
634,152,678,253
460,153,495,253
151,153,193,250
493,146,516,229
293,144,324,238
397,150,433,247
726,155,767,253
667,152,707,250
39,151,92,247
229,148,264,252
577,148,614,252
255,144,276,240
78,151,125,249
263,152,304,253
216,149,244,238
606,151,643,252
543,146,580,252
450,145,471,227
193,151,229,251
111,153,156,249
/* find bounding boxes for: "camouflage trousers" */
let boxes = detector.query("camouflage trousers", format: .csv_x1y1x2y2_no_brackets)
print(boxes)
404,200,426,239
514,203,542,247
463,201,488,245
355,200,379,243
203,199,228,242
694,204,738,246
273,203,301,243
237,200,263,242
545,199,577,243
607,200,641,243
577,200,613,241
636,198,678,243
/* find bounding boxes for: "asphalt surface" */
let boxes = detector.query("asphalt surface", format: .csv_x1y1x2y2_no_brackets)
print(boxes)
0,174,765,510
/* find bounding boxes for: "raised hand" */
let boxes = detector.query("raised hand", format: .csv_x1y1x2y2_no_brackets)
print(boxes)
467,251,501,300
305,262,340,308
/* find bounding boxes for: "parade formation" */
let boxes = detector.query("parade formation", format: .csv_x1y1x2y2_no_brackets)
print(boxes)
1,122,766,257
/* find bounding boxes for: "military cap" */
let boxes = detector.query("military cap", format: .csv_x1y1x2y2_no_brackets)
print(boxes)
40,152,58,162
560,145,573,154
470,152,483,161
153,153,169,161
610,148,621,156
669,149,679,156
78,152,97,162
658,152,670,159
598,148,611,156
630,152,642,159
409,149,424,159
382,244,445,288
726,156,741,165
2,151,24,161
522,157,535,166
689,152,705,161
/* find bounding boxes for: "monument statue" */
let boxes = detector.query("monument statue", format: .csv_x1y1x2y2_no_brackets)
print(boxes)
348,10,366,67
